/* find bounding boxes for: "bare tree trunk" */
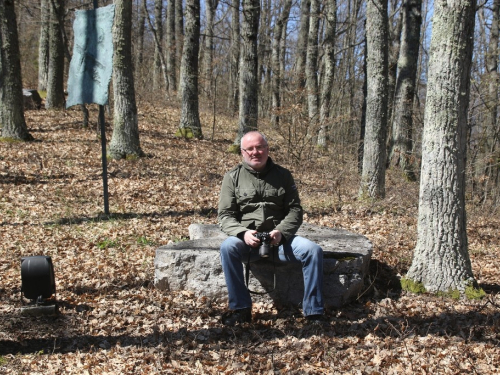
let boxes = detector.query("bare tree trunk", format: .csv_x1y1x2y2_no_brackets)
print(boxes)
235,0,260,143
135,0,146,68
144,0,169,98
406,0,477,293
483,0,499,200
271,0,292,128
109,0,143,159
228,0,240,114
358,41,367,173
153,0,163,90
306,0,320,136
318,0,337,147
388,0,422,181
166,0,177,92
0,0,32,141
38,0,50,92
258,0,272,117
345,0,363,145
178,0,202,139
202,0,219,98
45,0,65,109
359,0,389,199
295,0,311,90
175,0,184,86
386,0,402,135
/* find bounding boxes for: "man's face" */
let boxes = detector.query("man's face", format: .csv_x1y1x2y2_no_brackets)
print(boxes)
241,133,269,172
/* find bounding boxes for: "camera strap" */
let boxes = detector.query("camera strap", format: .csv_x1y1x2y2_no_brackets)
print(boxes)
245,247,277,295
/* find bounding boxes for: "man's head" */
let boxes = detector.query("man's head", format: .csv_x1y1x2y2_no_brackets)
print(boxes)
241,131,269,172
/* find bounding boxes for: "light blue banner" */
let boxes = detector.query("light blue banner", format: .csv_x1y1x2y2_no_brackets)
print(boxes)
66,4,115,108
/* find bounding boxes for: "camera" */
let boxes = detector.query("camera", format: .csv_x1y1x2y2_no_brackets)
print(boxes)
254,232,272,258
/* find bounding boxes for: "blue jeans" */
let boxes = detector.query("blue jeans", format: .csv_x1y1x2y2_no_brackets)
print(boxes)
220,235,324,316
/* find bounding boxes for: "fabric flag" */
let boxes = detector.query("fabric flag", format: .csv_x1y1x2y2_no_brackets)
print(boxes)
66,4,115,108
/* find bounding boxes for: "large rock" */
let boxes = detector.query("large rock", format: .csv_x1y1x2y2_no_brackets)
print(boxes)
154,223,372,308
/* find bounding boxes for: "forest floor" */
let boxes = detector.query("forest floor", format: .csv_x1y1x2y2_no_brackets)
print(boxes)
1,104,500,374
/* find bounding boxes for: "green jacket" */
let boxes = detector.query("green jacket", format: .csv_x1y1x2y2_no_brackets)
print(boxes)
217,158,303,241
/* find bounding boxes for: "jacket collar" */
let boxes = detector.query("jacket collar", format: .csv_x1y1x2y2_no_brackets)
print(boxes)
242,157,275,176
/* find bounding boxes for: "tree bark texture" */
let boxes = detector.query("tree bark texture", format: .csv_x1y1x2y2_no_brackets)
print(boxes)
305,0,320,132
45,0,65,109
144,0,168,98
0,0,31,140
386,0,402,133
295,0,311,90
483,0,499,195
135,0,146,68
360,0,389,199
153,0,163,90
406,0,477,292
271,0,293,128
258,0,272,116
388,0,422,181
318,0,337,147
179,0,202,138
175,0,184,71
38,0,50,92
236,0,260,141
203,0,219,98
109,0,143,159
228,0,240,113
166,0,177,92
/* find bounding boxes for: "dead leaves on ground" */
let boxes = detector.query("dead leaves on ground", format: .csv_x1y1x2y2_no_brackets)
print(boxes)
1,106,500,374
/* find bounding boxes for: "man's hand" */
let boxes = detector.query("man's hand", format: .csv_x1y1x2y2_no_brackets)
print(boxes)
269,230,282,246
243,230,260,247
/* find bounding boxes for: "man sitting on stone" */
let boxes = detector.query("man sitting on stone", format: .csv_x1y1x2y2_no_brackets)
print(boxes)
217,131,324,326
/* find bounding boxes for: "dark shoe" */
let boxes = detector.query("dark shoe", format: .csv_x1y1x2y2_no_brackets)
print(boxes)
305,314,327,325
221,308,252,326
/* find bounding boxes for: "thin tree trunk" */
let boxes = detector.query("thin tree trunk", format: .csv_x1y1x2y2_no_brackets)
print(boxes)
153,0,163,90
296,0,311,91
178,0,202,139
484,0,499,199
258,0,272,116
38,0,50,92
271,0,292,128
386,0,403,135
203,0,219,98
388,0,422,181
235,0,260,142
167,0,177,92
306,0,320,138
359,0,389,199
0,0,32,141
45,0,65,109
175,0,184,86
135,0,146,68
144,0,169,98
228,0,240,114
318,0,337,147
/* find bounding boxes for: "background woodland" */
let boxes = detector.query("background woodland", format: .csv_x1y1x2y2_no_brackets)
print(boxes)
1,0,500,373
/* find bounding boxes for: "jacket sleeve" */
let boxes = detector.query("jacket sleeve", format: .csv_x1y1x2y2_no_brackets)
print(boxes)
275,169,303,241
217,170,248,237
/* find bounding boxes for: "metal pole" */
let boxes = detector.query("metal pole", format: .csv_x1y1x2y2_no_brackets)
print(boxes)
99,106,110,215
94,0,110,216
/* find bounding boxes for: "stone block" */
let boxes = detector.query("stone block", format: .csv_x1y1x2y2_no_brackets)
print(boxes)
154,223,372,308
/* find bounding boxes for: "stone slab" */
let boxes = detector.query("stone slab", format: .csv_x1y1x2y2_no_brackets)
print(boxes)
154,223,372,308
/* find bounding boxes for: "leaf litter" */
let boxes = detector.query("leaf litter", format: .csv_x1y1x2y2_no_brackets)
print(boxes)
0,105,499,374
